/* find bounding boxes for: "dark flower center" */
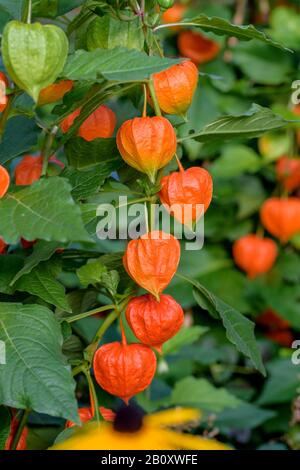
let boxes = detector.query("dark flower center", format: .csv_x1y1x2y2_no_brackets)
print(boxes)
113,404,145,433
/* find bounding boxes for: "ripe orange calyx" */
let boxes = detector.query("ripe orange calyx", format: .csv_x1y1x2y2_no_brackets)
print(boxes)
65,407,116,428
159,166,213,225
123,230,181,299
260,197,300,243
38,79,74,105
116,116,177,183
15,155,43,186
93,342,157,404
150,61,198,115
0,165,10,198
276,156,300,192
0,72,9,113
162,3,187,26
0,238,7,254
60,104,116,141
232,234,277,279
126,294,184,353
178,30,220,65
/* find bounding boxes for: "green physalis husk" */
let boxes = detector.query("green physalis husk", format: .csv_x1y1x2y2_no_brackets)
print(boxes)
2,20,69,102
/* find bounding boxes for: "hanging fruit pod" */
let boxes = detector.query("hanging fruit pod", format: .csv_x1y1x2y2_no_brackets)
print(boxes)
15,155,43,186
38,80,74,106
178,30,220,65
117,116,177,183
2,20,69,102
126,293,184,353
0,165,10,198
93,342,156,404
232,234,277,278
275,156,300,193
260,197,300,243
0,72,9,112
123,230,181,299
150,60,198,115
60,104,116,141
159,166,213,225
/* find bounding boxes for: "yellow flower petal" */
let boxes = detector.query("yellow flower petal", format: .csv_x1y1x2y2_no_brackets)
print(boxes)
158,429,232,450
146,407,201,427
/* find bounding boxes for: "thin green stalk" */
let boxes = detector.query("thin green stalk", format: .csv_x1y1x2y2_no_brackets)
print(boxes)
22,0,32,24
148,78,161,117
41,126,58,176
83,369,102,424
65,304,115,323
11,409,31,450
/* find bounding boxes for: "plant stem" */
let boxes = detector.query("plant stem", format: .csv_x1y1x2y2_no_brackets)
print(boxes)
148,78,161,117
83,369,102,424
11,409,31,450
23,0,32,24
65,304,115,323
143,84,147,117
41,126,58,176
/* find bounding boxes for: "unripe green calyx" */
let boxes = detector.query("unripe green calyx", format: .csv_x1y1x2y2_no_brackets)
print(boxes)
2,20,69,102
157,0,175,10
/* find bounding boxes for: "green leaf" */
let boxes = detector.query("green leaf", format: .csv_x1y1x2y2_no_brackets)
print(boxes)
257,359,300,405
77,259,107,288
215,403,276,431
0,255,24,294
169,377,240,412
176,274,265,375
180,105,287,143
269,7,300,51
162,326,209,355
232,41,293,85
176,14,291,51
57,0,82,16
0,303,79,423
61,165,118,200
192,281,265,375
0,177,91,244
0,116,40,165
0,0,24,19
210,145,261,178
0,406,11,450
15,260,71,311
10,240,61,285
65,137,120,170
63,47,182,82
86,15,144,52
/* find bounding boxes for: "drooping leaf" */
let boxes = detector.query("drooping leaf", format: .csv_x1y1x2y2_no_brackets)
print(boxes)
257,359,300,405
65,137,120,170
169,376,240,412
176,273,265,375
63,47,182,82
179,105,288,143
15,259,71,311
61,165,119,200
10,240,61,285
173,14,291,51
0,177,91,244
163,326,209,356
0,303,79,423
